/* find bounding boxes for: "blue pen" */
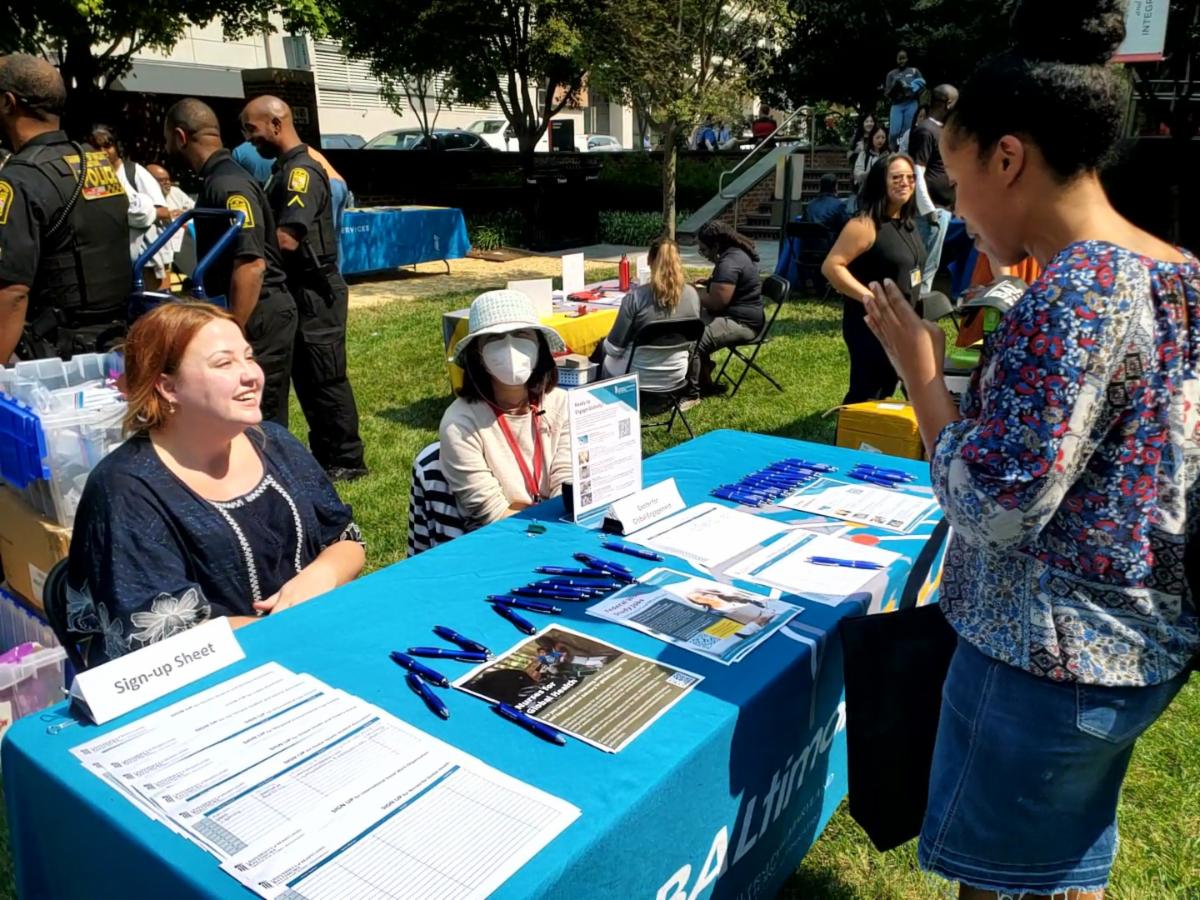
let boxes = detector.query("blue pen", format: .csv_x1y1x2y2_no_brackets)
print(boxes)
573,552,634,574
407,647,490,662
492,603,537,635
530,582,610,596
389,651,450,688
846,471,903,489
488,596,563,614
572,554,635,581
494,703,566,746
530,577,621,590
852,465,916,482
600,541,663,562
785,459,837,472
806,556,886,570
713,492,766,507
744,476,807,488
406,672,450,719
850,467,905,482
512,586,592,601
713,487,768,502
717,481,775,496
535,566,619,579
517,585,597,599
432,626,491,656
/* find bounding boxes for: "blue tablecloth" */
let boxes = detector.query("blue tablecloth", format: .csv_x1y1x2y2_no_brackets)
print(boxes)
340,206,471,276
2,431,946,900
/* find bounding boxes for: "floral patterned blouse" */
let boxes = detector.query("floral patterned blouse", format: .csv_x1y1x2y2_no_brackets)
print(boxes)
66,422,362,668
932,240,1200,687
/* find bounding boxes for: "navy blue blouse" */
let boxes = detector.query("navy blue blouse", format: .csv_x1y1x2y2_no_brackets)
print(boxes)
66,422,361,667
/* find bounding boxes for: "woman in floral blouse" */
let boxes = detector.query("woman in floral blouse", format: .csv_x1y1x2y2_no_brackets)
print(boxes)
861,2,1198,898
67,303,365,667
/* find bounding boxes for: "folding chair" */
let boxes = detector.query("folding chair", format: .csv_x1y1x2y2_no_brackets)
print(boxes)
624,316,706,438
714,274,790,398
41,558,89,674
784,221,834,299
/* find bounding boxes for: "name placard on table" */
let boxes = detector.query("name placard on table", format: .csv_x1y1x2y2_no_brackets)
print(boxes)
70,617,245,724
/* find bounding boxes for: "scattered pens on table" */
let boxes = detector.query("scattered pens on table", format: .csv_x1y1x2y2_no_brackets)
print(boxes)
486,595,562,614
406,647,490,662
389,651,450,687
600,540,663,562
492,603,537,635
805,557,885,570
406,672,450,719
493,703,566,746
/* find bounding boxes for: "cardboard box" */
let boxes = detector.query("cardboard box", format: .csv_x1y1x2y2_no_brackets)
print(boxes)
836,401,924,460
0,486,71,611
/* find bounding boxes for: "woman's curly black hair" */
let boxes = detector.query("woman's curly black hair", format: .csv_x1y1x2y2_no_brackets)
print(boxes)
946,0,1128,181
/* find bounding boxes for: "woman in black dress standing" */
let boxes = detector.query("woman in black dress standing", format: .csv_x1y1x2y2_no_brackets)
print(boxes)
822,154,927,403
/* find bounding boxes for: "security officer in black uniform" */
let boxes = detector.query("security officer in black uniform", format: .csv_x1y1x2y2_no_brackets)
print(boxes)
0,53,130,362
163,98,298,426
241,95,367,481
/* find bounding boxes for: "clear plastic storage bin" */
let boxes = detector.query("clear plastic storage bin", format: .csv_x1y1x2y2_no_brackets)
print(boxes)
0,588,67,734
0,352,126,527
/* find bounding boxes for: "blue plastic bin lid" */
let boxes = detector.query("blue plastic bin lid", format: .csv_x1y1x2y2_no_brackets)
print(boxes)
0,393,50,488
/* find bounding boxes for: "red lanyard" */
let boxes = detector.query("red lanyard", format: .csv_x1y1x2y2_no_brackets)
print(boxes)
490,402,545,503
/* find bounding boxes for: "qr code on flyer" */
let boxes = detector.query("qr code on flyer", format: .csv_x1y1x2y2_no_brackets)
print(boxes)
666,672,698,689
618,418,631,439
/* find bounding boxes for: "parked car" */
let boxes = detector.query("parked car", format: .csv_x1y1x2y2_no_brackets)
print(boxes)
466,119,512,151
585,134,623,152
321,133,365,150
364,129,497,151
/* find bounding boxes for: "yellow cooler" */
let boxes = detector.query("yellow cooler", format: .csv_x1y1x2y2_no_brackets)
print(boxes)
835,401,924,460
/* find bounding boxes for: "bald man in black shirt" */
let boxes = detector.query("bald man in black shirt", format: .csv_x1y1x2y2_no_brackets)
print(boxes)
164,98,298,425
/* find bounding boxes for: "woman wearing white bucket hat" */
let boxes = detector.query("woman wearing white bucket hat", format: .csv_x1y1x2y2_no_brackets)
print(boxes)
439,290,572,527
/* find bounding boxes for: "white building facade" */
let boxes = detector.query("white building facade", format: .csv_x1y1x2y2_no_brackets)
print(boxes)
118,24,637,148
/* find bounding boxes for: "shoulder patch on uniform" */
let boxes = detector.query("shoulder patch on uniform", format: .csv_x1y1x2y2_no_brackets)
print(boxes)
226,194,256,229
288,167,309,194
0,180,12,226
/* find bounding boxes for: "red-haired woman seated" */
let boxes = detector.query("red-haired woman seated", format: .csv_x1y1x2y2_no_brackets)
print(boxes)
66,302,365,667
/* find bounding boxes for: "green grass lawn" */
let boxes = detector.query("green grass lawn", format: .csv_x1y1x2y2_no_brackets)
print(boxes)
2,282,1196,898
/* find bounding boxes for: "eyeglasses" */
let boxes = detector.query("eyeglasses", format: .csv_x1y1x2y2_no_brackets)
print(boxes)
889,174,916,184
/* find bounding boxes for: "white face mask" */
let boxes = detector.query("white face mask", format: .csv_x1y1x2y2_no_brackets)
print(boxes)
481,334,539,386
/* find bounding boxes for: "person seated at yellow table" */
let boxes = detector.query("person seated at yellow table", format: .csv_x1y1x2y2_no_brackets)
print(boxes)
599,236,700,390
65,303,365,668
440,290,572,528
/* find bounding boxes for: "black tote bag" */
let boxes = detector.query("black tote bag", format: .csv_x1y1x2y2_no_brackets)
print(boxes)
838,517,956,852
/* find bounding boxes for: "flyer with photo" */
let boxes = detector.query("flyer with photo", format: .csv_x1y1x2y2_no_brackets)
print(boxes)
779,479,937,534
586,569,802,665
567,375,642,524
454,625,702,753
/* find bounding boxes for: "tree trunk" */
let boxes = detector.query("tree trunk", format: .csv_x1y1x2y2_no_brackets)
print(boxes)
61,36,102,139
661,123,678,238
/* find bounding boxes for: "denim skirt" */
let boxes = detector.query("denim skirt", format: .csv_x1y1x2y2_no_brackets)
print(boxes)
918,637,1186,895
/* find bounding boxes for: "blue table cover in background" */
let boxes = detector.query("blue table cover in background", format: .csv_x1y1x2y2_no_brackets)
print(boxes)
340,206,471,276
3,431,946,900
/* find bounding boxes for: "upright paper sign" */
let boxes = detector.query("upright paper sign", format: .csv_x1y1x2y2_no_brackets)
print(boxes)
568,374,642,524
561,253,586,296
635,253,650,285
507,278,554,318
70,617,245,724
1115,0,1170,61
